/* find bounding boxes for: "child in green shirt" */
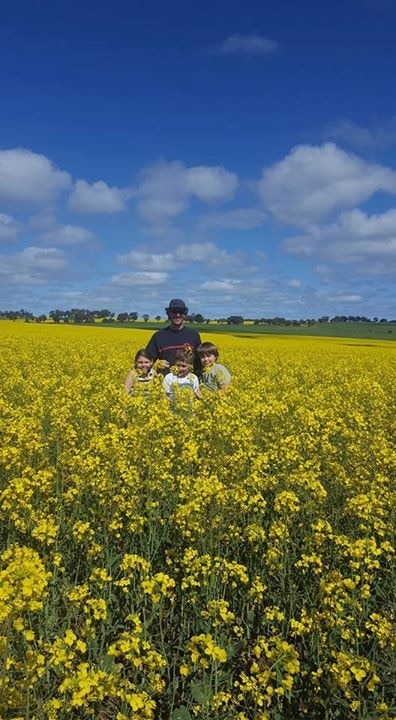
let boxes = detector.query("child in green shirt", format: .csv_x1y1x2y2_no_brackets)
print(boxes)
197,342,231,392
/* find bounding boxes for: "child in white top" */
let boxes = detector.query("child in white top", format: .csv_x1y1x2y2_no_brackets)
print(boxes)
124,349,157,394
164,348,202,400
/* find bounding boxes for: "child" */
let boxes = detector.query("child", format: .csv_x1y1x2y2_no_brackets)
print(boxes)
163,348,202,400
124,349,156,394
197,342,231,392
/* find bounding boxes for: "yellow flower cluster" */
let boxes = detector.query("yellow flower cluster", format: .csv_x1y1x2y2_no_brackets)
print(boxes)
0,320,395,719
0,545,51,622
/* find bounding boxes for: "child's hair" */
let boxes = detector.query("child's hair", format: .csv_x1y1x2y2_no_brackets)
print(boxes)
174,348,194,364
197,341,219,359
134,348,154,365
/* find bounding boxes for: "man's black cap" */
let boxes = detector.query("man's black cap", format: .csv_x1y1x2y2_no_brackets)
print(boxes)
166,298,188,314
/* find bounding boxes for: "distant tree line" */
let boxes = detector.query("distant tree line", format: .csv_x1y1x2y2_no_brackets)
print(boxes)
0,308,395,325
250,315,393,326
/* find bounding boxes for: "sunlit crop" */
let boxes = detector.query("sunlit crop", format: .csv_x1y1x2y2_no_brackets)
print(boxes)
0,321,395,719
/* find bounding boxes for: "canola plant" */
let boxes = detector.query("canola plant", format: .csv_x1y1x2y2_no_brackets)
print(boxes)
0,321,395,720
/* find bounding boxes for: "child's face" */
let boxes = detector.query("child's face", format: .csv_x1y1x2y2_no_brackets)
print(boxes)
136,356,153,374
200,351,217,368
175,360,190,377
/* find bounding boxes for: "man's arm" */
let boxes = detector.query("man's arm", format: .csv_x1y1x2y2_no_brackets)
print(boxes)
192,330,202,376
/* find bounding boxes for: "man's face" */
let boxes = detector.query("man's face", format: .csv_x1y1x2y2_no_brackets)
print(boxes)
169,309,185,329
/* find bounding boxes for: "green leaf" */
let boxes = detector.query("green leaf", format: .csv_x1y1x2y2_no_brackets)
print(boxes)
101,654,116,673
191,680,210,704
171,706,192,720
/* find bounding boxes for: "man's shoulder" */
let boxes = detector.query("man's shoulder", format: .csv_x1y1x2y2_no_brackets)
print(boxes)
153,325,171,333
182,326,201,339
149,326,171,339
149,324,200,342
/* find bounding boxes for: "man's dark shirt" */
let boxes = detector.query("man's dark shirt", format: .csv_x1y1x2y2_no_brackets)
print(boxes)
146,325,202,375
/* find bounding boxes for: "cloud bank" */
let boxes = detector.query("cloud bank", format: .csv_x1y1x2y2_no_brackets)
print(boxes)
1,142,396,317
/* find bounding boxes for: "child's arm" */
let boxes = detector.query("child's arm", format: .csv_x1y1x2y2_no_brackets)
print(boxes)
155,359,170,371
163,373,174,398
216,365,231,392
124,370,136,394
192,374,202,400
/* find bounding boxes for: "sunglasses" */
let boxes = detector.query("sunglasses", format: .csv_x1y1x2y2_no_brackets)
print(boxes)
170,309,185,315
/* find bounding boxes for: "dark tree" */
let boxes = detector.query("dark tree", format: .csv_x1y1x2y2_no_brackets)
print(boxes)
226,315,244,325
49,309,63,323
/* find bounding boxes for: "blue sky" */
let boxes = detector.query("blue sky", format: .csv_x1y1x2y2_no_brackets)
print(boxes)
1,0,396,319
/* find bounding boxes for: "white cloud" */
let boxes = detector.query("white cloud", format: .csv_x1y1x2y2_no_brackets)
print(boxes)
0,213,20,242
201,207,266,230
40,224,94,246
174,241,243,268
69,179,127,214
284,208,396,274
214,34,279,56
110,271,168,286
0,148,71,205
258,143,396,227
137,196,186,223
15,246,67,270
326,117,396,149
136,161,238,223
337,294,362,302
117,250,178,271
0,246,67,285
186,166,238,202
201,279,241,291
288,279,301,288
196,277,277,309
118,241,244,273
28,213,94,246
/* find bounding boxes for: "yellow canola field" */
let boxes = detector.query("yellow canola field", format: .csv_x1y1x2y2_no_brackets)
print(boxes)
0,321,395,720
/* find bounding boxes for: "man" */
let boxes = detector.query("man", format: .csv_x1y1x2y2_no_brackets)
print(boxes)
146,298,201,375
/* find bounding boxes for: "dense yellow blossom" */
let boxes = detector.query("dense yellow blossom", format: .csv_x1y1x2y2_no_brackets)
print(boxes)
0,320,395,719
